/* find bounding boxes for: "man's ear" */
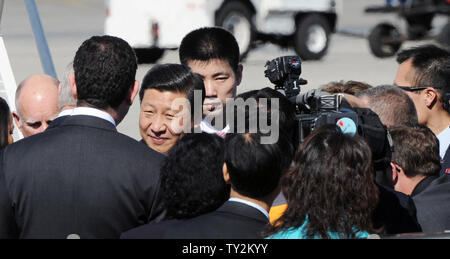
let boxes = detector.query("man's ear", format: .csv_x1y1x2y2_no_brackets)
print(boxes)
235,64,243,87
69,73,78,100
12,111,23,133
424,88,438,109
222,163,231,184
127,80,139,105
390,162,401,184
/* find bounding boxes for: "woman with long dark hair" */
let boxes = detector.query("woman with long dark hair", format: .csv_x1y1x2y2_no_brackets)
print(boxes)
266,125,379,239
0,97,14,149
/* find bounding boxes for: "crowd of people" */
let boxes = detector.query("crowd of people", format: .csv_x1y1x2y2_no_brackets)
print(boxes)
0,26,448,239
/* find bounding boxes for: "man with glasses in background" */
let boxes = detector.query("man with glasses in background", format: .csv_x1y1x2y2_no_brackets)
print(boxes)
394,44,450,171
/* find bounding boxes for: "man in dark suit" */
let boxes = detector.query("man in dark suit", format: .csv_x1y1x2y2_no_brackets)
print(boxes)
388,125,441,197
388,124,448,232
0,35,165,239
164,128,293,239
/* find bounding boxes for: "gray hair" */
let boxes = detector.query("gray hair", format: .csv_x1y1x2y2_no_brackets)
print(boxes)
59,62,77,110
356,85,418,127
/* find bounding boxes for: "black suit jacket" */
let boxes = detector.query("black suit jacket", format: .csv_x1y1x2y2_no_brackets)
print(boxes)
373,183,421,234
120,219,182,239
48,115,70,129
163,201,270,239
0,115,165,239
440,146,450,176
413,174,450,232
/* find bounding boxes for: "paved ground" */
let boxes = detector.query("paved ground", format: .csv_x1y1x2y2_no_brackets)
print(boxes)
0,0,448,140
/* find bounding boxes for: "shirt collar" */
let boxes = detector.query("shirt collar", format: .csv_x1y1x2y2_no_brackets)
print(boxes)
57,108,74,118
200,120,230,134
71,107,116,127
228,197,270,220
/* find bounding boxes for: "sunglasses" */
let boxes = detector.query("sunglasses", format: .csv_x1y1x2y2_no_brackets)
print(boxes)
396,86,428,92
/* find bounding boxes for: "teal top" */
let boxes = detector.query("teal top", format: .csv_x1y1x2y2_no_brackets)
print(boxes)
266,218,370,239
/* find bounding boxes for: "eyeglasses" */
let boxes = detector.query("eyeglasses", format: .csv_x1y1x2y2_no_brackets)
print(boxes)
396,86,428,92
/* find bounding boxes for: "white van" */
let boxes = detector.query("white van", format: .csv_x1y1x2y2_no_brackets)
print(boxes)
105,0,341,62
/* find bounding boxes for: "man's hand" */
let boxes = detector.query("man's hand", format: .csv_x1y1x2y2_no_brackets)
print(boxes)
338,93,370,108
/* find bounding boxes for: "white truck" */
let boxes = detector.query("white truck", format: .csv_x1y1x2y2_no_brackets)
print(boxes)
105,0,341,62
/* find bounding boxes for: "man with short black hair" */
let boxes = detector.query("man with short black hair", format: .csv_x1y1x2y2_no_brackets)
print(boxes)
138,64,205,154
0,35,165,238
179,27,243,135
394,44,450,160
234,88,298,223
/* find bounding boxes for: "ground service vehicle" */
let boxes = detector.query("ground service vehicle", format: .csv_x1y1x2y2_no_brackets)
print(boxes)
366,0,450,58
104,0,340,63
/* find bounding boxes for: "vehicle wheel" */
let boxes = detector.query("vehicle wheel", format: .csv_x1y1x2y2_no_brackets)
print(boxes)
134,47,165,64
294,14,330,61
437,22,450,47
368,23,402,58
215,1,255,61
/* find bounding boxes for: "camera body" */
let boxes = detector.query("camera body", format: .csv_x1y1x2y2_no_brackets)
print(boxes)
265,56,359,144
296,97,359,143
264,56,307,100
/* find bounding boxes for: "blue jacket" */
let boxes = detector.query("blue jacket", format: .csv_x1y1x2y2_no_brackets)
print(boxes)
266,217,370,239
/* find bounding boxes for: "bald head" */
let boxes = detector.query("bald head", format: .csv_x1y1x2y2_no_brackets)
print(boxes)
13,74,60,137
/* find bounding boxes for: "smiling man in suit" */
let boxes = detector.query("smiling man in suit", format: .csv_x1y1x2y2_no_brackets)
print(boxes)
0,35,165,239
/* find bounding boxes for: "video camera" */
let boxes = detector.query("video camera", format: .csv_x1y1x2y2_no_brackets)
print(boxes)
264,56,392,170
264,56,359,144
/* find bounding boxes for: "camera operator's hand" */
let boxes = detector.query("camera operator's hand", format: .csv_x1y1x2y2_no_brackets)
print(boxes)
338,93,370,109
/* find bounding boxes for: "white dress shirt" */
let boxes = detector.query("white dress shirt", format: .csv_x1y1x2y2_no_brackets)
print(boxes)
200,119,230,136
437,126,450,159
71,107,116,127
57,108,74,118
